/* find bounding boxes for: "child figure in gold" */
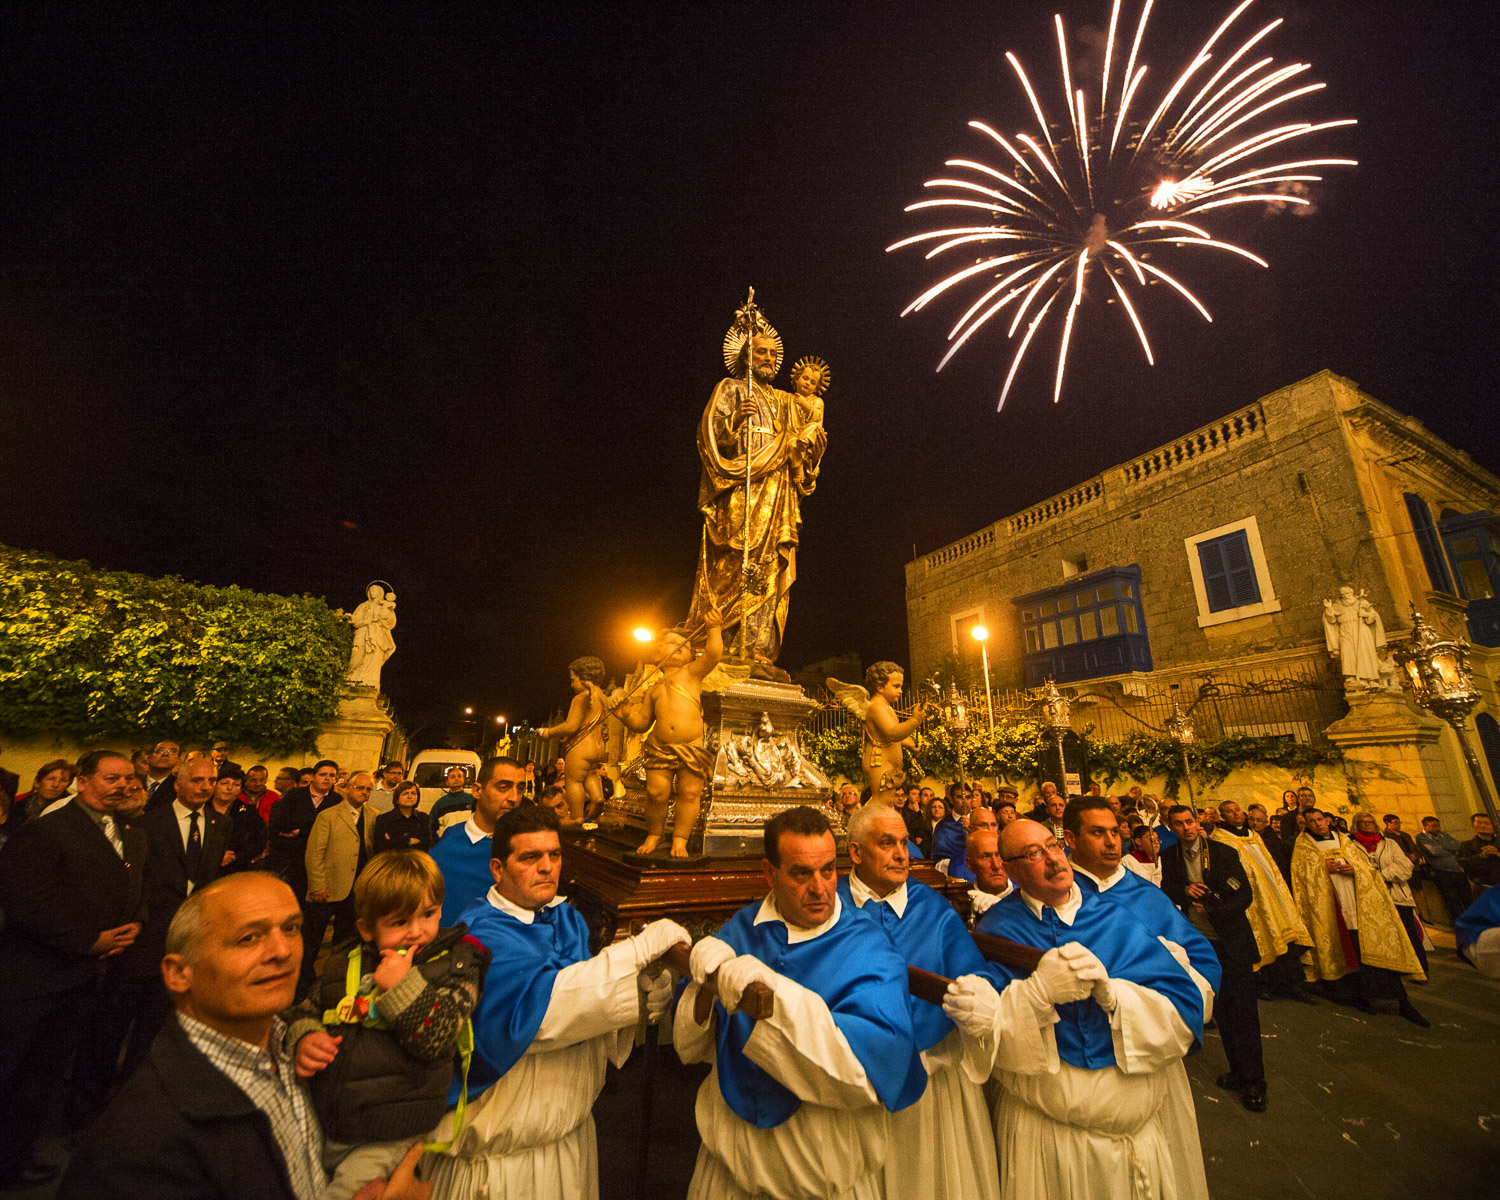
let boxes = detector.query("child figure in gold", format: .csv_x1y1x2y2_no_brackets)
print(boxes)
788,356,829,491
537,656,610,822
827,661,929,804
619,607,725,857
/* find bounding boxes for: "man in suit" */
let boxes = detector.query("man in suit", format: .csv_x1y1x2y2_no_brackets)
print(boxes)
122,753,230,1073
267,759,342,898
299,769,376,993
142,739,182,812
1161,803,1268,1112
0,749,146,1190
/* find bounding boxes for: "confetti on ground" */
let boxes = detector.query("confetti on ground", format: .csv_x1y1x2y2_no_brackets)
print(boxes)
1318,1083,1333,1094
1342,1118,1367,1127
1342,1132,1359,1146
1385,1123,1401,1140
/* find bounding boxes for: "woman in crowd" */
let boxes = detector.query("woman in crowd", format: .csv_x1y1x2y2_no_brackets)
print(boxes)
1352,811,1429,974
375,780,431,853
208,765,269,872
18,759,73,821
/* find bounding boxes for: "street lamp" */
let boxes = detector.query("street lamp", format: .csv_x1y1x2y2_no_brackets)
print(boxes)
633,626,654,644
971,625,995,732
1040,680,1071,796
1393,605,1500,829
1165,684,1198,811
463,706,473,716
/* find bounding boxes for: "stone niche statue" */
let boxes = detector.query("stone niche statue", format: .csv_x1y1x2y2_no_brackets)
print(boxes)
685,290,828,678
1323,585,1385,692
347,582,397,689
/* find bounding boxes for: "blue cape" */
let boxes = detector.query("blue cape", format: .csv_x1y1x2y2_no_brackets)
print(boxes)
430,825,495,927
1455,883,1500,951
836,875,994,1052
710,896,926,1128
453,895,592,1102
976,885,1205,1070
1075,866,1222,999
931,818,967,867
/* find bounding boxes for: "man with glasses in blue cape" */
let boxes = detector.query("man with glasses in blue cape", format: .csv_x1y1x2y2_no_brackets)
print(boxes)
941,818,1210,1200
675,806,925,1200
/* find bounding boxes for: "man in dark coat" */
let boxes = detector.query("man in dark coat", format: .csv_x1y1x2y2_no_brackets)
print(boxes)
1162,803,1268,1112
266,759,343,898
0,749,146,1189
119,753,231,1073
59,871,428,1200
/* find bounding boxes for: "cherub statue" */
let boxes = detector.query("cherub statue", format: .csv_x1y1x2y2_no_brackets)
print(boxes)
827,660,929,804
617,607,725,856
537,656,610,822
788,356,829,490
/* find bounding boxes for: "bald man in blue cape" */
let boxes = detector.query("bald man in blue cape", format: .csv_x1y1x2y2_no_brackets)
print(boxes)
836,803,1000,1200
674,807,924,1200
941,819,1210,1200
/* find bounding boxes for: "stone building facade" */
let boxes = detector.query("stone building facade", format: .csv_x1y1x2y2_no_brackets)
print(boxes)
905,370,1500,834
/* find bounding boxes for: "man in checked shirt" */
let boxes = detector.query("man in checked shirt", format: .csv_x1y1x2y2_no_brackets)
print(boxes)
60,872,429,1200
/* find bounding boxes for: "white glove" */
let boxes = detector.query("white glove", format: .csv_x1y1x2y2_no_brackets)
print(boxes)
1017,943,1100,1010
716,954,778,1013
632,919,692,970
689,936,737,984
942,973,1002,1039
640,968,675,1023
1090,974,1117,1013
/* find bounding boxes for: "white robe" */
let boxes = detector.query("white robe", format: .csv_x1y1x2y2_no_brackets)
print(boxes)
958,888,1209,1200
427,897,640,1200
673,917,894,1200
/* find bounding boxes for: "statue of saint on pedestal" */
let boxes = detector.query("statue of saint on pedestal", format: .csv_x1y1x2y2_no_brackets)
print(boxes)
346,583,397,689
685,292,827,677
1323,585,1386,691
827,661,930,803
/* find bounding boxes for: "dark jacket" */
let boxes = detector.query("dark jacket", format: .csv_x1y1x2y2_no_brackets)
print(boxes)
1161,836,1260,968
1458,835,1500,888
125,802,230,976
144,773,178,812
214,799,269,872
57,1016,302,1200
0,800,146,1000
297,925,487,1143
374,806,432,853
267,787,344,880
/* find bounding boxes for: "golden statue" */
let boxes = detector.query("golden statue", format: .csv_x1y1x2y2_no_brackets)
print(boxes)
827,661,930,803
537,656,610,822
686,292,827,676
617,606,725,856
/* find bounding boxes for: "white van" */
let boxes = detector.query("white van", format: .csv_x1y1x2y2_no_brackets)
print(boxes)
409,749,482,814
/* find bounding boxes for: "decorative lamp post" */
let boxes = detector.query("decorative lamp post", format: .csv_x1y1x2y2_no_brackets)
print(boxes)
971,625,996,732
1040,680,1071,796
939,678,970,783
1165,684,1198,811
1393,605,1500,829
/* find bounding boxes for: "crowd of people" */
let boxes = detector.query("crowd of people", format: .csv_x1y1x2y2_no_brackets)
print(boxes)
1,737,1497,1198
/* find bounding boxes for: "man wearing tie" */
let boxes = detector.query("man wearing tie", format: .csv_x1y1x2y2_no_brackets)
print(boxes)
300,769,377,993
0,749,145,1190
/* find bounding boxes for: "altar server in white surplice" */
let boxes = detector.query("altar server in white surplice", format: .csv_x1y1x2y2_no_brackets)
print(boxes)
942,819,1210,1200
425,806,689,1200
834,804,1001,1200
674,806,926,1200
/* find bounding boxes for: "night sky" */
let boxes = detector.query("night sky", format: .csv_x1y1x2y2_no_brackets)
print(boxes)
2,1,1496,731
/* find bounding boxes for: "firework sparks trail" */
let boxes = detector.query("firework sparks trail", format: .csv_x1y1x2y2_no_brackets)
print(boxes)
888,0,1356,409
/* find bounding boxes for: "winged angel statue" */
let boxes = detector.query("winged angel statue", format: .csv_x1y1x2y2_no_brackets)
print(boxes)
827,661,931,803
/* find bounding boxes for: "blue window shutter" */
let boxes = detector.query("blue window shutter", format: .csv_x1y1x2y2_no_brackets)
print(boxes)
1198,531,1261,612
1405,494,1455,594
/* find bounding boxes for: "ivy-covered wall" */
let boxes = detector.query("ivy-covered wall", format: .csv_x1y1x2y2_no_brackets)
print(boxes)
0,545,352,754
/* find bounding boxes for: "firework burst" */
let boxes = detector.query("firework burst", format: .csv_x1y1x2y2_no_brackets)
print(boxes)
889,0,1356,409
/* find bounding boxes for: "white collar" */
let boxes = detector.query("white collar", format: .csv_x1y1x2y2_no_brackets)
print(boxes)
1073,863,1126,893
485,885,567,925
172,798,204,825
1020,882,1083,926
753,892,842,944
846,871,909,917
462,815,489,844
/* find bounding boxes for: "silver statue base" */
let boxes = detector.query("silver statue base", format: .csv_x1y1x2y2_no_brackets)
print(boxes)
605,678,834,856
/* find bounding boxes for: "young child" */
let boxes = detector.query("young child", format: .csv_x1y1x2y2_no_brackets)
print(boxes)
282,851,489,1200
